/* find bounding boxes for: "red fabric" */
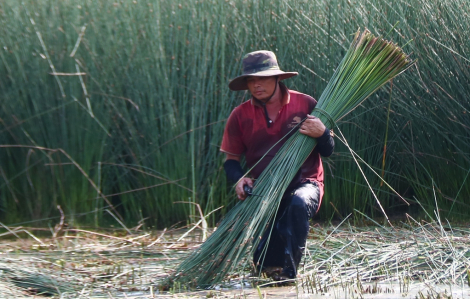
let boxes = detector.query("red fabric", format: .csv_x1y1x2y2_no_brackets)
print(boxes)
221,84,325,200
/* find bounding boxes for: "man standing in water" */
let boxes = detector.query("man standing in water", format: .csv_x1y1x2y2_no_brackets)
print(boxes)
220,50,334,281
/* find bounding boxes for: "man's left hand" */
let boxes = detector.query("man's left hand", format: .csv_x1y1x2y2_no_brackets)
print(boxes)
299,115,326,138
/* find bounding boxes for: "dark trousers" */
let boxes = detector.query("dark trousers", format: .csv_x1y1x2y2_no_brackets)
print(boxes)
253,181,320,278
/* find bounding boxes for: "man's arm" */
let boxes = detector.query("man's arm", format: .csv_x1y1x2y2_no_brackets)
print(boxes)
315,128,335,157
223,154,244,183
224,154,253,200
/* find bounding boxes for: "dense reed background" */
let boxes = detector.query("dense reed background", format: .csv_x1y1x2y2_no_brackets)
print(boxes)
0,0,468,228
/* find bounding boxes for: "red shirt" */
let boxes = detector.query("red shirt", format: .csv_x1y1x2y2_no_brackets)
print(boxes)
221,84,325,200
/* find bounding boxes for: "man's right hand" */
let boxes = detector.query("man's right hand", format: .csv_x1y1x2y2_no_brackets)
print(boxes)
236,177,254,201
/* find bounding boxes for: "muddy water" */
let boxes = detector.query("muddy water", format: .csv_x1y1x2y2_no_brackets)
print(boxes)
160,282,469,298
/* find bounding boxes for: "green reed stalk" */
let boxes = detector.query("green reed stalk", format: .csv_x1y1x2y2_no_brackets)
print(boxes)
0,0,468,227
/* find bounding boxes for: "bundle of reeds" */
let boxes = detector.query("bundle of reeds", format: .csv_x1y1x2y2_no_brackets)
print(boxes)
170,29,414,287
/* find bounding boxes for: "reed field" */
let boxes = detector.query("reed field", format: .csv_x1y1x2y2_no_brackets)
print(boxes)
0,0,469,230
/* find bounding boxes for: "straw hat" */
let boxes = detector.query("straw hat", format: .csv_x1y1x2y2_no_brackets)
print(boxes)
228,50,298,91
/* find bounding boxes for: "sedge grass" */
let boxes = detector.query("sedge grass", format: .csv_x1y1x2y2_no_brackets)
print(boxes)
0,0,469,228
0,0,236,227
171,29,415,287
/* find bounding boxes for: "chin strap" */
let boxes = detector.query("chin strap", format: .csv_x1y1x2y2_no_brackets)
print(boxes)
253,77,279,128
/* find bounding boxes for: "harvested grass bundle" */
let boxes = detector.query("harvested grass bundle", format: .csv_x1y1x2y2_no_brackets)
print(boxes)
170,29,415,288
0,263,76,297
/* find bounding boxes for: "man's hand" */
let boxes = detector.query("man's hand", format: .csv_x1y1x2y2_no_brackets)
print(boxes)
235,177,254,201
299,115,326,138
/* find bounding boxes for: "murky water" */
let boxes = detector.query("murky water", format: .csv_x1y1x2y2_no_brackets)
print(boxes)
121,282,469,298
178,283,469,299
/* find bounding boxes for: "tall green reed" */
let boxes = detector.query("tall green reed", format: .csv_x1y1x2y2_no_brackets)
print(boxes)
0,0,468,227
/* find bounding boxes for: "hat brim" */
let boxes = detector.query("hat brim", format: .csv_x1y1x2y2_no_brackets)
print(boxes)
228,70,298,91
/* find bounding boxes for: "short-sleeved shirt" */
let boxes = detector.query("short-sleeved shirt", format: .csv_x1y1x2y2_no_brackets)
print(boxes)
221,83,325,200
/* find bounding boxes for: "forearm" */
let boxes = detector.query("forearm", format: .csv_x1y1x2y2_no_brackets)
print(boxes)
315,128,335,157
223,158,244,183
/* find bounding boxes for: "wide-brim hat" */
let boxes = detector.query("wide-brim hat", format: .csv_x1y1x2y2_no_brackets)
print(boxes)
228,50,298,91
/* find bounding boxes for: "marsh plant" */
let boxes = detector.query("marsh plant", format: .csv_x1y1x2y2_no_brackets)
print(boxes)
0,0,468,227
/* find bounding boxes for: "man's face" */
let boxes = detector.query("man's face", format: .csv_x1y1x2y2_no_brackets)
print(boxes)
246,76,277,101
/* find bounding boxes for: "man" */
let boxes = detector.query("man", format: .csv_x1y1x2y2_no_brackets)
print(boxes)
220,50,334,281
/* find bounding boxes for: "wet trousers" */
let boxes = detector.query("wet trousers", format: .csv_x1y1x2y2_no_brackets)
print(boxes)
253,181,320,278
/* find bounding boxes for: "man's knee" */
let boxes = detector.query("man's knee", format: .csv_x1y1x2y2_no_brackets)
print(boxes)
289,195,308,210
291,182,320,218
